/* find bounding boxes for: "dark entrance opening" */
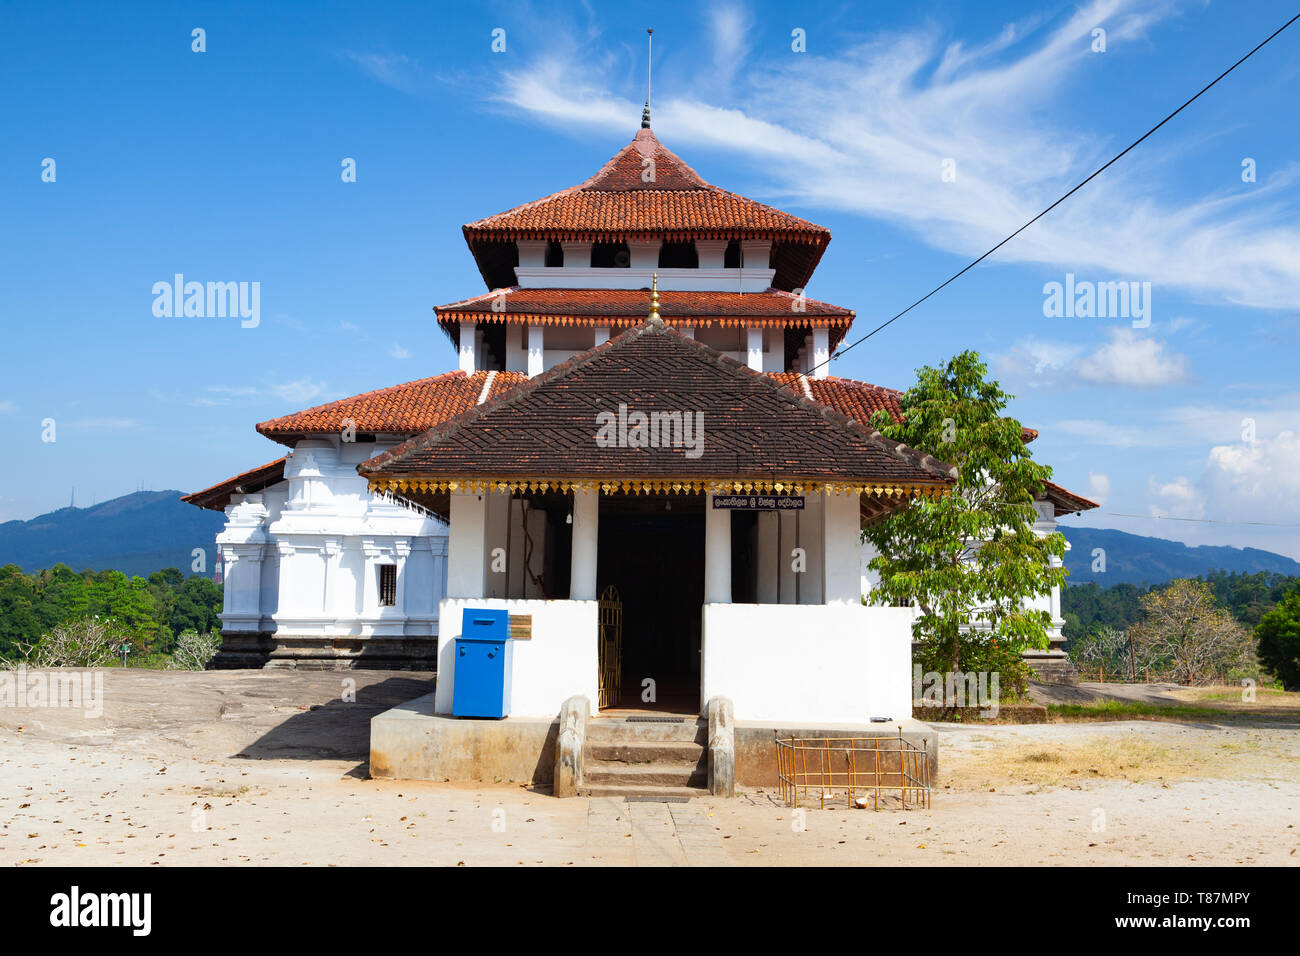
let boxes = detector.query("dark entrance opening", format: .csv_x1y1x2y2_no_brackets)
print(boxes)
597,494,704,712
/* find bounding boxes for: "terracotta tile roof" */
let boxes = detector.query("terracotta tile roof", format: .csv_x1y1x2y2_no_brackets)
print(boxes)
1041,479,1100,516
181,457,287,512
769,374,904,426
360,320,956,488
255,370,528,444
436,287,854,350
463,129,830,291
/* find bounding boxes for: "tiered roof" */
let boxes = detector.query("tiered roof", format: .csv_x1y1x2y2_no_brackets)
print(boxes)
360,319,956,522
435,287,854,350
463,129,830,291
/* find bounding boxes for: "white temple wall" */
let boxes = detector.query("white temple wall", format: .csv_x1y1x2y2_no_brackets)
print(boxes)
216,436,448,640
701,603,914,723
435,597,599,717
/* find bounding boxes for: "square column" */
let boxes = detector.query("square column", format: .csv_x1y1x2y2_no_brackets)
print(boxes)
458,321,476,373
446,492,486,598
811,327,830,379
628,240,661,270
746,326,764,371
696,239,727,269
569,489,599,600
822,490,861,604
527,325,545,377
705,494,731,604
593,326,610,347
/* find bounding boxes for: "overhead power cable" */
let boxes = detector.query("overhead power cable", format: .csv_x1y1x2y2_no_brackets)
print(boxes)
809,12,1300,375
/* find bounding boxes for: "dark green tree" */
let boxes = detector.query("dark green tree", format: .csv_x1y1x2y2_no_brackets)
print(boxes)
1255,590,1300,688
864,350,1066,692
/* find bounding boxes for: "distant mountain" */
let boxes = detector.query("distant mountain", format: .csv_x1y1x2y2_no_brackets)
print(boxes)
1060,526,1300,587
0,491,225,578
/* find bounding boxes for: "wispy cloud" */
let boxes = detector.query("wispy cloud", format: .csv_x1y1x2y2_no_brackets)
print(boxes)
492,0,1300,310
995,327,1190,389
270,379,329,404
389,344,411,360
340,50,434,95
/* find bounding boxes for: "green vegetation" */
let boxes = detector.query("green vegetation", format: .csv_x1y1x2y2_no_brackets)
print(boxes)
1062,570,1300,639
0,563,222,665
1255,591,1300,689
864,350,1064,695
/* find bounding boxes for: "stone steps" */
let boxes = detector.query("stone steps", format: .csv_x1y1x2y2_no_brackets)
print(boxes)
582,717,709,799
577,783,705,800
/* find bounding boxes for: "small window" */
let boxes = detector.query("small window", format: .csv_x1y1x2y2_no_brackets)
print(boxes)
379,564,397,606
724,240,742,269
544,240,564,267
658,241,698,269
591,241,630,268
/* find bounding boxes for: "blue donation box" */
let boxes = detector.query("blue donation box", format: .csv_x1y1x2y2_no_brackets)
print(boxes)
452,608,514,719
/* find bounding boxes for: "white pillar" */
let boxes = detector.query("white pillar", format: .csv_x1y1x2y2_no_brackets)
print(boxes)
527,324,545,377
484,493,510,599
811,327,830,379
746,326,764,372
570,489,599,600
704,495,731,604
696,239,727,269
458,321,476,373
628,240,661,270
446,492,486,598
505,324,526,372
593,326,610,347
823,491,861,605
740,239,771,271
516,239,547,269
680,326,695,340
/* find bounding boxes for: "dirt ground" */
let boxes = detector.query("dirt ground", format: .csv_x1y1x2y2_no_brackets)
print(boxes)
2,670,1296,866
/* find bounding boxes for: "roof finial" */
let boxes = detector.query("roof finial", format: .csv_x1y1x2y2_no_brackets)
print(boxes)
642,28,653,129
648,273,661,322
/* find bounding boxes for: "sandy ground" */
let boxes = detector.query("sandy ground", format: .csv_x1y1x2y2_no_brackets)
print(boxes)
2,670,1297,866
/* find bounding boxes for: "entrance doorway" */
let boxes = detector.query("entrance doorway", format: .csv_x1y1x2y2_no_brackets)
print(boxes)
596,494,704,713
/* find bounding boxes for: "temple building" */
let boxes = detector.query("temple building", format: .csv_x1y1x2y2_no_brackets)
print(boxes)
185,118,1097,737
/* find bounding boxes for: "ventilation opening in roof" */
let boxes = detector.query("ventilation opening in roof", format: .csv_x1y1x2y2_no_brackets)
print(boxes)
724,240,742,269
658,241,698,269
591,241,631,268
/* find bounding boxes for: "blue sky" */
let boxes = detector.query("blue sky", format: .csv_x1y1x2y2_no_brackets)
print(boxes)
2,0,1299,557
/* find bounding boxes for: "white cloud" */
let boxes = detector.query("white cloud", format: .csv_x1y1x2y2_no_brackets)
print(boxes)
270,379,328,404
1148,474,1205,519
0,400,15,414
340,51,430,95
492,0,1300,310
1074,328,1189,387
1201,429,1300,523
389,344,411,360
996,327,1188,389
1087,471,1111,503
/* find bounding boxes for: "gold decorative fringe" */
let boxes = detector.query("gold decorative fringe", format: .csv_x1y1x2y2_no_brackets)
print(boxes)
368,477,950,499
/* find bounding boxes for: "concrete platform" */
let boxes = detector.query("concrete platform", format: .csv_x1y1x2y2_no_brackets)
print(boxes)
369,692,559,785
370,692,939,790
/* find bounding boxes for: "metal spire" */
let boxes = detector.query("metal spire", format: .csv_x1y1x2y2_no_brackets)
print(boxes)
642,28,653,128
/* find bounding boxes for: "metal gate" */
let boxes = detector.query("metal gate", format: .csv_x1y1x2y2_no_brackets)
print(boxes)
597,585,622,709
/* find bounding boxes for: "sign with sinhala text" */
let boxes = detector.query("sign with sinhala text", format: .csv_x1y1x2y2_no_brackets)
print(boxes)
710,495,805,511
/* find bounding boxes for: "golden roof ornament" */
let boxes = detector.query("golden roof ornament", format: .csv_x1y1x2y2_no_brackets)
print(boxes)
648,273,661,322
